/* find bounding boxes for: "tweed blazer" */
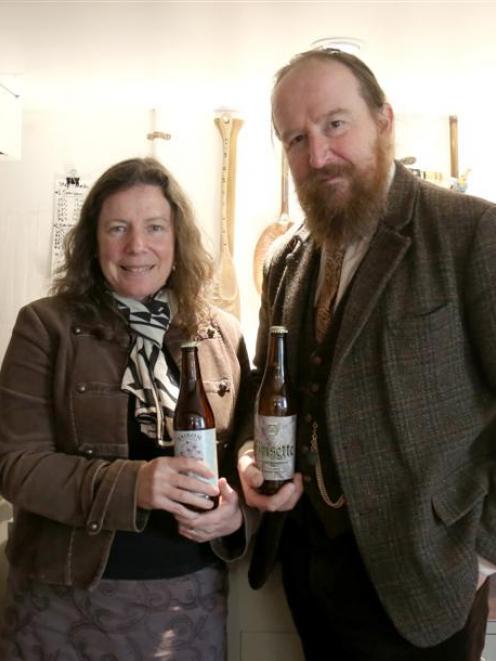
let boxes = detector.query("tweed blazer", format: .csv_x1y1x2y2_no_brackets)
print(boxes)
0,296,253,589
248,162,496,647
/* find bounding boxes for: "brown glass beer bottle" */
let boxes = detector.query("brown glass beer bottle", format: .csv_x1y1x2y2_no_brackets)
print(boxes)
173,341,219,508
255,326,296,495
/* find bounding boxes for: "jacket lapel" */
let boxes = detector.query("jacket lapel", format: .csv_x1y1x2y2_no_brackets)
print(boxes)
277,228,316,380
331,163,419,380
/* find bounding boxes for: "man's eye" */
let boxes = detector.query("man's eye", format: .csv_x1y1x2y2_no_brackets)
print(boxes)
288,134,305,149
327,119,346,133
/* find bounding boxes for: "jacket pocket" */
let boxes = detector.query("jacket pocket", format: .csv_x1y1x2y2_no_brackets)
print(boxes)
71,381,129,457
432,464,488,527
387,301,452,334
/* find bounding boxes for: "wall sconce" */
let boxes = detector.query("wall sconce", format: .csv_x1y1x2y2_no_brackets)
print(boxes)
311,37,364,55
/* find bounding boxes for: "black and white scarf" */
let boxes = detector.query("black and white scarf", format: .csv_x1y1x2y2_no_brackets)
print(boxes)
113,289,179,446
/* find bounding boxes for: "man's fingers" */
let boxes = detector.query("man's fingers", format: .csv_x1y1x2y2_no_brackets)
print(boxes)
238,457,264,489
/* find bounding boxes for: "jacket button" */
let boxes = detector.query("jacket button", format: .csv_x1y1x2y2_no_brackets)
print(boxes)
217,381,228,396
83,448,95,457
207,327,215,338
76,383,87,393
72,326,82,335
87,522,99,532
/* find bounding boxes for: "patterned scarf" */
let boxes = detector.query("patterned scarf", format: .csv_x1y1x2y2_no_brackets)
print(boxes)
113,289,179,446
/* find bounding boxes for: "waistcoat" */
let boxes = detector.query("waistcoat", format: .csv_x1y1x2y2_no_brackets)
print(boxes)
294,255,352,538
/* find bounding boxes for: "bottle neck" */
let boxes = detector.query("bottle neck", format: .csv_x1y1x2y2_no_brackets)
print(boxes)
180,347,200,390
175,345,215,429
266,333,287,379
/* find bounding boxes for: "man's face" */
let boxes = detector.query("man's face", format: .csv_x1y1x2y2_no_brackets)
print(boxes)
272,58,393,246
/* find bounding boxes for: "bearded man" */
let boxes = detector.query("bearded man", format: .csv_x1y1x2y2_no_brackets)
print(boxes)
237,48,496,660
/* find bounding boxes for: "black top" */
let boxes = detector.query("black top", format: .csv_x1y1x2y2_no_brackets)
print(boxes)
103,398,219,580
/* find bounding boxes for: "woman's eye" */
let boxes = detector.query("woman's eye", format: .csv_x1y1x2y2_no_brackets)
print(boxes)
109,225,125,234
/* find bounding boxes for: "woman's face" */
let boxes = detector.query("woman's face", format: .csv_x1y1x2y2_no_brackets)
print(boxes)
97,183,175,300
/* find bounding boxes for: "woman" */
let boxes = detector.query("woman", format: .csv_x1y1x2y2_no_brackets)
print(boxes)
0,157,252,660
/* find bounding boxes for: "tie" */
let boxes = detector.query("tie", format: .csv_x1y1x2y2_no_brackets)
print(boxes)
314,242,345,343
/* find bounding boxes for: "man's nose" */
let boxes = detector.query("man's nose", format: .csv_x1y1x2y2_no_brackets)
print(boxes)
308,134,333,170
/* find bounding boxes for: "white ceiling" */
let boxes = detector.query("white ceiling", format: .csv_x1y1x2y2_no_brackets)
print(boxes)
1,1,496,113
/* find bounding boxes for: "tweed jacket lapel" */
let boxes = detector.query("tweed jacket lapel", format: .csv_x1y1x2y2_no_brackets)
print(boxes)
276,226,315,380
331,163,418,381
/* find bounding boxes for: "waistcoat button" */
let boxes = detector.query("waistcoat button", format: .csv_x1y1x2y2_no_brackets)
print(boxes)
76,383,87,393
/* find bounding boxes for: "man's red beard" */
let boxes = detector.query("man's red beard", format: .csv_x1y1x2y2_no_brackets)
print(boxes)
295,132,392,248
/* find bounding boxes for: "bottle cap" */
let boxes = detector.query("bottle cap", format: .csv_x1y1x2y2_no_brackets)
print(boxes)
270,325,288,334
180,341,199,349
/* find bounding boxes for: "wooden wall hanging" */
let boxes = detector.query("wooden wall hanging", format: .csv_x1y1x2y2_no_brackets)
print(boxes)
212,113,243,318
253,150,294,293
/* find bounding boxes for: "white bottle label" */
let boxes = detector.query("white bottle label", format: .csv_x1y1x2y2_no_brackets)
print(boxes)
173,428,219,486
255,414,296,481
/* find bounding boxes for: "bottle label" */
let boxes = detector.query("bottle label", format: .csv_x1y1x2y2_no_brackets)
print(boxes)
173,428,219,486
255,415,296,481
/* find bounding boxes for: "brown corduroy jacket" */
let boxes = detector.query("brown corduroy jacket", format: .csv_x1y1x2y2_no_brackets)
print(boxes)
0,296,253,589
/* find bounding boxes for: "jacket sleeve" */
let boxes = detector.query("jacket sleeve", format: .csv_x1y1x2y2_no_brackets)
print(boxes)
208,308,260,560
464,207,496,557
0,302,147,535
464,206,496,389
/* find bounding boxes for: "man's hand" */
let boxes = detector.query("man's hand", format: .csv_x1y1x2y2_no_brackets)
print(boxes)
237,443,303,512
175,477,243,543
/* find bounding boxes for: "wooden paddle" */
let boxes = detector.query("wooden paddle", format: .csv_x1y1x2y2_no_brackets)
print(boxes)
253,150,294,293
212,113,243,318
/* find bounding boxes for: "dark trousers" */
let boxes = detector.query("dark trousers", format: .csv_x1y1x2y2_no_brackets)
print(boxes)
280,519,489,661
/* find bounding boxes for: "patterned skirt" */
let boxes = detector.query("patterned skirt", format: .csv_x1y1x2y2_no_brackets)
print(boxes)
0,565,227,660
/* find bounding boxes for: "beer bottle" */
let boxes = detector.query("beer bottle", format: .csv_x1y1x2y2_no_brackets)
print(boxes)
173,341,219,508
255,325,296,495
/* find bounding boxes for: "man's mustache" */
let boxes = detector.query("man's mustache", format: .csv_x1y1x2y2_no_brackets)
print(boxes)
303,163,354,185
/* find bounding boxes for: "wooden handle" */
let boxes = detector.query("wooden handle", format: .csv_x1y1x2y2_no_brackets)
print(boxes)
449,115,459,179
280,151,289,219
214,115,243,255
212,113,243,318
252,146,294,294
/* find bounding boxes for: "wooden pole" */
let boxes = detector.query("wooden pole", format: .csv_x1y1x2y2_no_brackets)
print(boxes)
449,115,459,180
